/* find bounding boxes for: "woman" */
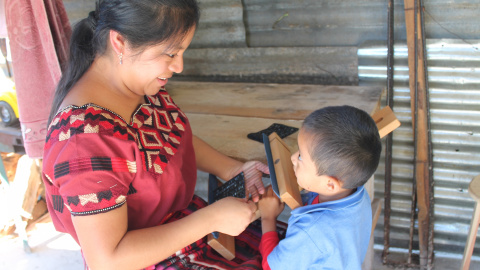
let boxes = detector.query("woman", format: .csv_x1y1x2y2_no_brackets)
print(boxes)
42,1,271,269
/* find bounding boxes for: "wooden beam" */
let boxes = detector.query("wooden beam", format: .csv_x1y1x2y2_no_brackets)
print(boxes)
403,0,433,267
169,81,383,120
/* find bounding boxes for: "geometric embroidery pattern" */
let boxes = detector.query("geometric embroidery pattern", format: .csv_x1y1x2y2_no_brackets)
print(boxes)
54,157,137,179
70,200,126,216
52,195,64,213
65,186,126,216
127,183,137,195
45,89,188,215
79,193,98,206
46,89,187,176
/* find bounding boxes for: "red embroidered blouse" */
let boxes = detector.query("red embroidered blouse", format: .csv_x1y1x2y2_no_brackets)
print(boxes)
42,89,197,244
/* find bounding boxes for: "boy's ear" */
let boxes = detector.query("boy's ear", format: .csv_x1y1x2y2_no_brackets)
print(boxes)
109,30,126,55
325,176,342,192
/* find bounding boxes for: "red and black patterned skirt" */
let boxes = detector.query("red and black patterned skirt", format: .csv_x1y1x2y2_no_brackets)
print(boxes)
152,195,287,270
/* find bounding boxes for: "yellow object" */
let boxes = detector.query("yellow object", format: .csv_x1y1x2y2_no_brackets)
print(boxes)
0,86,19,118
0,79,19,125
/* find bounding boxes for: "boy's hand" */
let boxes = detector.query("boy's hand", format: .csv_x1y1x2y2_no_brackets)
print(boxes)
258,186,284,233
259,186,284,219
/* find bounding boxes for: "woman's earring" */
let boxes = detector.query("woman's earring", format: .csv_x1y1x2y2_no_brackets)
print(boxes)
118,53,123,65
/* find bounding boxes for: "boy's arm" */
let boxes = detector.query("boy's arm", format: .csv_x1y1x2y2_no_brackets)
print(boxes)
259,231,279,270
261,216,278,234
258,186,285,269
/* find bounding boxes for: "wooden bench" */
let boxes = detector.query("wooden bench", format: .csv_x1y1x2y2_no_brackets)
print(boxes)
168,81,388,262
169,81,382,162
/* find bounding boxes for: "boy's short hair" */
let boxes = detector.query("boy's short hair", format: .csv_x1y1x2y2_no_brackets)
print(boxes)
302,105,382,189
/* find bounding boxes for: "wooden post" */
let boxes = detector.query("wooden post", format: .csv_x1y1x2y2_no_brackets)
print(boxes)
403,0,433,267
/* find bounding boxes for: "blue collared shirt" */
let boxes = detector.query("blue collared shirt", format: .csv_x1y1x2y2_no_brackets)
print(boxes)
267,186,372,270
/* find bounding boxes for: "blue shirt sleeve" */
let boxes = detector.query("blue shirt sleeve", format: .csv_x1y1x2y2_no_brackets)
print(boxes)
267,225,324,270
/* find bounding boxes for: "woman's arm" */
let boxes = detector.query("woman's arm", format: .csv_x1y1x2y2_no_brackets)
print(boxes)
74,197,257,270
192,135,243,181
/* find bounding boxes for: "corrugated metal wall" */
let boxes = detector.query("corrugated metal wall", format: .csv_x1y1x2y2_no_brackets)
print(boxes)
358,39,480,260
242,0,480,47
64,0,480,49
63,0,248,48
190,0,247,48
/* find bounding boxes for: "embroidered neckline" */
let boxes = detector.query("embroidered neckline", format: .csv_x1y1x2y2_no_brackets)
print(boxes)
55,96,153,127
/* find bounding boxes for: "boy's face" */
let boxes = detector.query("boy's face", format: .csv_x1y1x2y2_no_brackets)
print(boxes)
291,128,323,192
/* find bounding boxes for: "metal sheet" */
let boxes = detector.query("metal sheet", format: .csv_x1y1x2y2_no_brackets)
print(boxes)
63,0,247,48
243,0,480,47
64,1,480,49
359,39,480,260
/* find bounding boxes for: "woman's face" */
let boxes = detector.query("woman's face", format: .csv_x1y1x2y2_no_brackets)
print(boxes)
121,27,196,97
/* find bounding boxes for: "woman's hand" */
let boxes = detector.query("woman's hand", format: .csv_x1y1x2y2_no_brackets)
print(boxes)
230,161,269,202
192,136,268,202
209,197,257,236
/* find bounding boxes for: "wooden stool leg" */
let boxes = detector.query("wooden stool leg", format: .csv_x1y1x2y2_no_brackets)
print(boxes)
462,201,480,270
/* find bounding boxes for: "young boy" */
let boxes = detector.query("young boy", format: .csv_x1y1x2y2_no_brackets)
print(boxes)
258,105,382,270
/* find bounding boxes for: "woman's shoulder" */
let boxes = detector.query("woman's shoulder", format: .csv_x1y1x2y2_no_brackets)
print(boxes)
46,104,136,146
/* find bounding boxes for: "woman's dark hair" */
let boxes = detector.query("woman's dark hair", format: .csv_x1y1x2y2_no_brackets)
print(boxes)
48,0,200,124
302,105,382,189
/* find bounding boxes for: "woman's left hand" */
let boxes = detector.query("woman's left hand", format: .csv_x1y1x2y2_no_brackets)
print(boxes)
233,161,269,202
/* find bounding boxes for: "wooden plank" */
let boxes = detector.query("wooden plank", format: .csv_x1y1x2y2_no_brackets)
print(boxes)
207,176,236,260
363,197,383,270
169,81,383,120
187,113,301,163
461,176,480,270
269,132,302,210
371,198,382,237
371,106,401,139
20,157,42,217
180,47,359,85
207,233,236,261
26,200,48,230
404,0,432,267
26,212,51,231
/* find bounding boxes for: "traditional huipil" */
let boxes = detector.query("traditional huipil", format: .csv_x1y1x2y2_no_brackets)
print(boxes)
43,89,267,269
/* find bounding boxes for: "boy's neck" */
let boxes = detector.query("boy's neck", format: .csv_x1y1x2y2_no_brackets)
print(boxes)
315,188,356,204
